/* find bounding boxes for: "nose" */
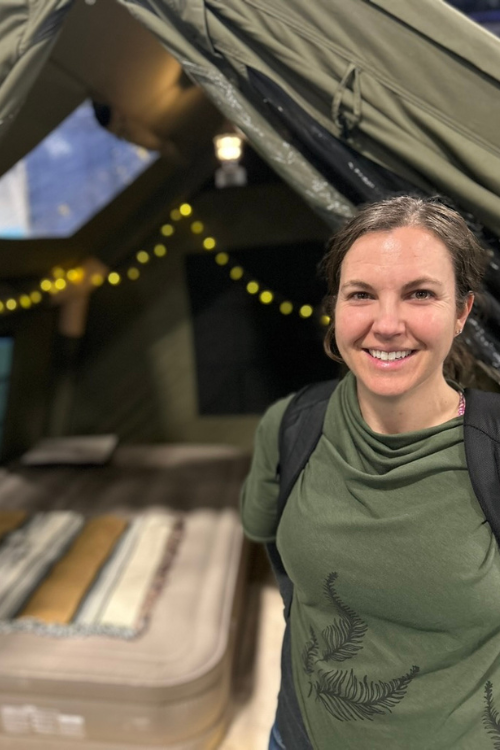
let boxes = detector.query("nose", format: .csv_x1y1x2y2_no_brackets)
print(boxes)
371,299,406,338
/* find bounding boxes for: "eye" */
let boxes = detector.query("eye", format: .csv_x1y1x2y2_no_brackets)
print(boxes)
348,291,372,300
410,289,434,300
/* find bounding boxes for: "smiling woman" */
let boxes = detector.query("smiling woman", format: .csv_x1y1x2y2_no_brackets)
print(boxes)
240,196,500,750
322,197,485,433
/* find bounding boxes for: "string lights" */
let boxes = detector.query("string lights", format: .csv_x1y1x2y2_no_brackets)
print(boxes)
0,202,330,328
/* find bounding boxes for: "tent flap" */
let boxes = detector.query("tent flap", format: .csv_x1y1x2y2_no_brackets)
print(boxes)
120,0,500,233
0,0,74,143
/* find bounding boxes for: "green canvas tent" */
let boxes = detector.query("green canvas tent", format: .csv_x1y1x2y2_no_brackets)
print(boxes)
2,0,500,232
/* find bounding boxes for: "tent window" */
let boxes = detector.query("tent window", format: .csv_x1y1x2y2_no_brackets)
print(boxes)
0,101,157,239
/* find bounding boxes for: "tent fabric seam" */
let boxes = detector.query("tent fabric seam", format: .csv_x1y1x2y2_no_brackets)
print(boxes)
243,0,500,85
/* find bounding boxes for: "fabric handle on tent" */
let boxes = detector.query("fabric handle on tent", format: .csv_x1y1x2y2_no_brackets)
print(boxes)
331,62,362,139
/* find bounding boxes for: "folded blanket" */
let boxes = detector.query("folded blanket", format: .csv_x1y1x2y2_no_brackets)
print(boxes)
19,516,128,623
0,510,182,639
75,516,146,625
88,514,176,630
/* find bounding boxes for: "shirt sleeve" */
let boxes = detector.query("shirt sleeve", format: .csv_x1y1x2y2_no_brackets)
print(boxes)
240,393,294,543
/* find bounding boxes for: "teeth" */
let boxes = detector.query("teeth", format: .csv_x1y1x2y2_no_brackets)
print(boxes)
368,349,412,361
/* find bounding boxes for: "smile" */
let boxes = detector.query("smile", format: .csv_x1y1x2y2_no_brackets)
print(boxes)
366,349,414,361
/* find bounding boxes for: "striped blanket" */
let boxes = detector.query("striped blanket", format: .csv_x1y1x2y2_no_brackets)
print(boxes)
0,510,182,639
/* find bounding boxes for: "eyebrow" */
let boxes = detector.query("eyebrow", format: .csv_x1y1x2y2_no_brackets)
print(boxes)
340,276,445,292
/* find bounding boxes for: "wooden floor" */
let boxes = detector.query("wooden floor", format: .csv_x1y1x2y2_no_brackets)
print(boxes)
219,546,285,750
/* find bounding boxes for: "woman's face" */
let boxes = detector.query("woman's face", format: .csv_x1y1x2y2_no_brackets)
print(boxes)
334,225,473,402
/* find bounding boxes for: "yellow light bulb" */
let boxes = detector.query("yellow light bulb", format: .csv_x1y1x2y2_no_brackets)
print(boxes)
179,203,192,217
0,302,4,313
127,267,140,281
30,291,42,304
137,251,149,264
170,208,181,221
19,295,32,309
279,301,293,315
54,278,67,290
108,272,121,285
230,266,244,280
67,268,84,284
91,274,104,287
52,266,65,279
215,252,229,266
203,237,216,251
6,299,17,311
161,224,174,237
259,291,274,304
320,314,331,327
246,281,259,295
191,221,204,234
40,279,52,292
299,305,313,318
154,244,167,257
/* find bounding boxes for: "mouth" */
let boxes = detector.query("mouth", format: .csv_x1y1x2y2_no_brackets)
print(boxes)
364,349,416,364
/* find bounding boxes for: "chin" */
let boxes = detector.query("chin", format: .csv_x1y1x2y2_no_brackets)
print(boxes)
364,384,413,400
353,368,421,400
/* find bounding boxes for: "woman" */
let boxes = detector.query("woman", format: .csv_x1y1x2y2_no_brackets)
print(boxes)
240,196,500,749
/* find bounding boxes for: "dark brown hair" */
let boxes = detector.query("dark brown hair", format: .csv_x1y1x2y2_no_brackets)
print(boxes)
322,195,487,383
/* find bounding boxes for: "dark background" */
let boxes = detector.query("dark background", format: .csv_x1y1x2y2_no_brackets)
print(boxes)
186,241,340,414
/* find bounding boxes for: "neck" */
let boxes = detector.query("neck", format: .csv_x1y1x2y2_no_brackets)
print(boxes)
356,377,460,435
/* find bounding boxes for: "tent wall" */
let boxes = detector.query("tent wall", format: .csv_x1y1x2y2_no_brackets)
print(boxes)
68,183,331,449
0,308,57,461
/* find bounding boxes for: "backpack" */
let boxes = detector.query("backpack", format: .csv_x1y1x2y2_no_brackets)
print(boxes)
266,378,500,750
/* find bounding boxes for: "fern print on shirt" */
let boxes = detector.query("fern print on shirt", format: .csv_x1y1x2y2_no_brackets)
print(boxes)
301,572,420,721
484,682,500,749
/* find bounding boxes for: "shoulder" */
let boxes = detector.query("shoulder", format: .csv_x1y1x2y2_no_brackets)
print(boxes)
240,393,295,543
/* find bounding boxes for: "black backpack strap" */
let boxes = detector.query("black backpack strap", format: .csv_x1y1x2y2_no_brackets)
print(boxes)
266,379,339,613
463,387,500,544
277,378,340,520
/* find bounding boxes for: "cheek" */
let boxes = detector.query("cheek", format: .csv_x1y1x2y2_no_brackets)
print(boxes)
411,308,455,340
335,306,371,343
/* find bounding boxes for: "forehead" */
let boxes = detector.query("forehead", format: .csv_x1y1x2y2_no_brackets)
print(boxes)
341,226,454,280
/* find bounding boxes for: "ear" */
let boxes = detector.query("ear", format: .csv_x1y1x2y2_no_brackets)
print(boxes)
456,292,474,331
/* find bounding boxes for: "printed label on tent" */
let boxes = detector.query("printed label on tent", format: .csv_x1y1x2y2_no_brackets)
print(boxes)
1,705,85,738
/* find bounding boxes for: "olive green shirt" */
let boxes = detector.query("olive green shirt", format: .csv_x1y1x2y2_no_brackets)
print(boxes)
241,373,500,749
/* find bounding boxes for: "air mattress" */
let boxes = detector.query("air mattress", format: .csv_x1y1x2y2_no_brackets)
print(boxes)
0,445,250,750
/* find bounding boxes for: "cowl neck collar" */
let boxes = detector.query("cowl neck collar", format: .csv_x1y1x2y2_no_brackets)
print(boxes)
322,372,463,474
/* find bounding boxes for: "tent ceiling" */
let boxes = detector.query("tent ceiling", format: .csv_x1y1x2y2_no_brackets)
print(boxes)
0,0,229,279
